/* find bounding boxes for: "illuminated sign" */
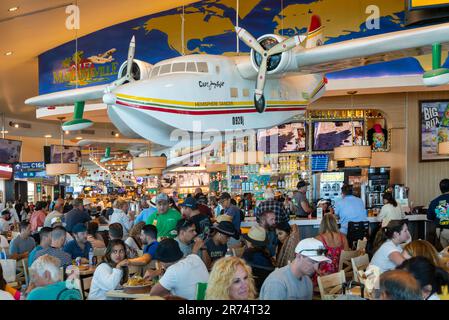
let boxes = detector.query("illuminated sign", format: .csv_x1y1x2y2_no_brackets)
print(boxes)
409,0,449,9
321,172,345,182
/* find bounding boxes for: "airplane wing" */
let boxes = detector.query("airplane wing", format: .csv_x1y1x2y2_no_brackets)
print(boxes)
294,22,449,74
25,83,108,106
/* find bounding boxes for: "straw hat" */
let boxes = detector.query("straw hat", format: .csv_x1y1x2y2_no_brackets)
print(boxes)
242,225,267,247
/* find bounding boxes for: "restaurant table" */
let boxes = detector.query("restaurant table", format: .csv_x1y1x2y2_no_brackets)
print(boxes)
79,265,96,277
106,289,153,300
241,214,429,241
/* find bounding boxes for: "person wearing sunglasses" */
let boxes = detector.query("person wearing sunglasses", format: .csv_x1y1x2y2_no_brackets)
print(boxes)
259,238,331,300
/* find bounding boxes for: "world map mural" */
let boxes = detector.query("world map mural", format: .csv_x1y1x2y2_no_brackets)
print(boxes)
38,0,449,94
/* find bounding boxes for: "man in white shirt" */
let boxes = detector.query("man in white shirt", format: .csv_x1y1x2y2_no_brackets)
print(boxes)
149,238,209,300
44,198,64,228
0,210,12,232
6,202,20,225
109,198,135,238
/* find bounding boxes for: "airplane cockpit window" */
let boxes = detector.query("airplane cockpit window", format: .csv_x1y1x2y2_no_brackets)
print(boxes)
159,64,171,75
186,62,197,72
151,66,160,78
196,62,208,73
172,62,186,72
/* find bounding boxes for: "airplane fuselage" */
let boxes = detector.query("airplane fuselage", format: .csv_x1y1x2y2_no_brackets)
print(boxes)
107,54,325,147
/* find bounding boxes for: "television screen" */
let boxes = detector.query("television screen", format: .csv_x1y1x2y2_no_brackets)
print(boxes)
257,122,307,154
0,164,13,179
313,121,364,151
50,145,81,165
0,139,22,164
311,154,329,172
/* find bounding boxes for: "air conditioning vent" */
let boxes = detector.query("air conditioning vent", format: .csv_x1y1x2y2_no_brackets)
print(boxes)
80,129,95,135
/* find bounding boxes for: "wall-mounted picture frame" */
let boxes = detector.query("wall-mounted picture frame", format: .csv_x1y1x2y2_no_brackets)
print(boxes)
419,100,449,162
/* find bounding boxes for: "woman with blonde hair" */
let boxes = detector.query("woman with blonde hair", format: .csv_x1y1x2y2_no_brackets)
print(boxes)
206,256,257,300
315,213,349,275
403,240,447,270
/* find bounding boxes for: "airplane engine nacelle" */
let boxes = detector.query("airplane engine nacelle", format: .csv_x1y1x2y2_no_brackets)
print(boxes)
250,34,294,75
118,59,153,81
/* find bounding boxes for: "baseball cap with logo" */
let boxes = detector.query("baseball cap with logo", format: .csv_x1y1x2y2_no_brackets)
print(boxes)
179,197,198,209
155,193,169,203
295,238,331,263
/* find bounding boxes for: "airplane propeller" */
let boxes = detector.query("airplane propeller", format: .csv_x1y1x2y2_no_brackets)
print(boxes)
235,27,302,113
104,36,136,94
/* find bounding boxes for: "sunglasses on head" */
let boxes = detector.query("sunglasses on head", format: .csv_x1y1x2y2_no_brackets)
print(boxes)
298,248,328,256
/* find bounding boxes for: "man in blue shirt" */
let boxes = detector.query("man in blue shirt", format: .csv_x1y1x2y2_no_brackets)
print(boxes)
63,223,92,262
134,197,157,225
28,227,52,267
334,184,368,234
219,192,241,237
128,224,158,266
428,178,449,248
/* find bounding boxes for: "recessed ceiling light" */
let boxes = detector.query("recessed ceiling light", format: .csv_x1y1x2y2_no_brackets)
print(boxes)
8,7,19,12
14,123,19,128
44,134,52,138
115,133,119,137
0,130,8,134
5,51,13,56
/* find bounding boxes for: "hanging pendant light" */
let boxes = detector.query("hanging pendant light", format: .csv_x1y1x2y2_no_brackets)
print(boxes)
132,156,167,170
46,117,80,176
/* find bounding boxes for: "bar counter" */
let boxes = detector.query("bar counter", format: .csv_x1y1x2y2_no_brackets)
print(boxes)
241,214,429,240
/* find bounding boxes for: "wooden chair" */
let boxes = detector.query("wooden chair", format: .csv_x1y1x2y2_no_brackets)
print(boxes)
351,254,370,282
93,247,106,263
81,276,93,300
317,270,346,300
15,258,27,285
21,258,30,285
338,250,360,281
356,239,368,253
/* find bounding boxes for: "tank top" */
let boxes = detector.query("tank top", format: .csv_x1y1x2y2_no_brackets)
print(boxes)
318,233,344,275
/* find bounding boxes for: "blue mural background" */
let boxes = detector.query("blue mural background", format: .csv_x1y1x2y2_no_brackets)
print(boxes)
38,0,448,94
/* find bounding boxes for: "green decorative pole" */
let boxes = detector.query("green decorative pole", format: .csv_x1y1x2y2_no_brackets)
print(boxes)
105,147,111,158
423,43,449,85
62,101,93,131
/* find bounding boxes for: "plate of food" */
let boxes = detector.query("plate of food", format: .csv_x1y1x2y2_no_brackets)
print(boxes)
78,264,90,271
123,276,153,294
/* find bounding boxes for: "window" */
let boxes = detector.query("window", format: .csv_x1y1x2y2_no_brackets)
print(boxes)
186,62,197,72
159,64,171,75
230,88,238,98
150,66,160,78
242,88,250,97
172,62,186,72
196,62,208,73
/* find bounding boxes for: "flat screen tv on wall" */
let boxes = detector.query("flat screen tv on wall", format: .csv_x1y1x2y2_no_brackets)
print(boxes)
0,139,22,164
312,121,364,152
257,122,307,154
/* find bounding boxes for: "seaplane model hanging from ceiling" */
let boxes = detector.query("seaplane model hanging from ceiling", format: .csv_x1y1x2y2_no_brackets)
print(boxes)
26,15,449,151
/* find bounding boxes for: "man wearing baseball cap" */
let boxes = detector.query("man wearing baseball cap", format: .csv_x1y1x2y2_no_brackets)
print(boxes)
145,193,182,239
259,237,331,300
180,197,211,238
293,179,313,218
218,192,242,243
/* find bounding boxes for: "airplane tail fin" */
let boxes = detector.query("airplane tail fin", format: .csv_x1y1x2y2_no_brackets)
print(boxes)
305,15,323,49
